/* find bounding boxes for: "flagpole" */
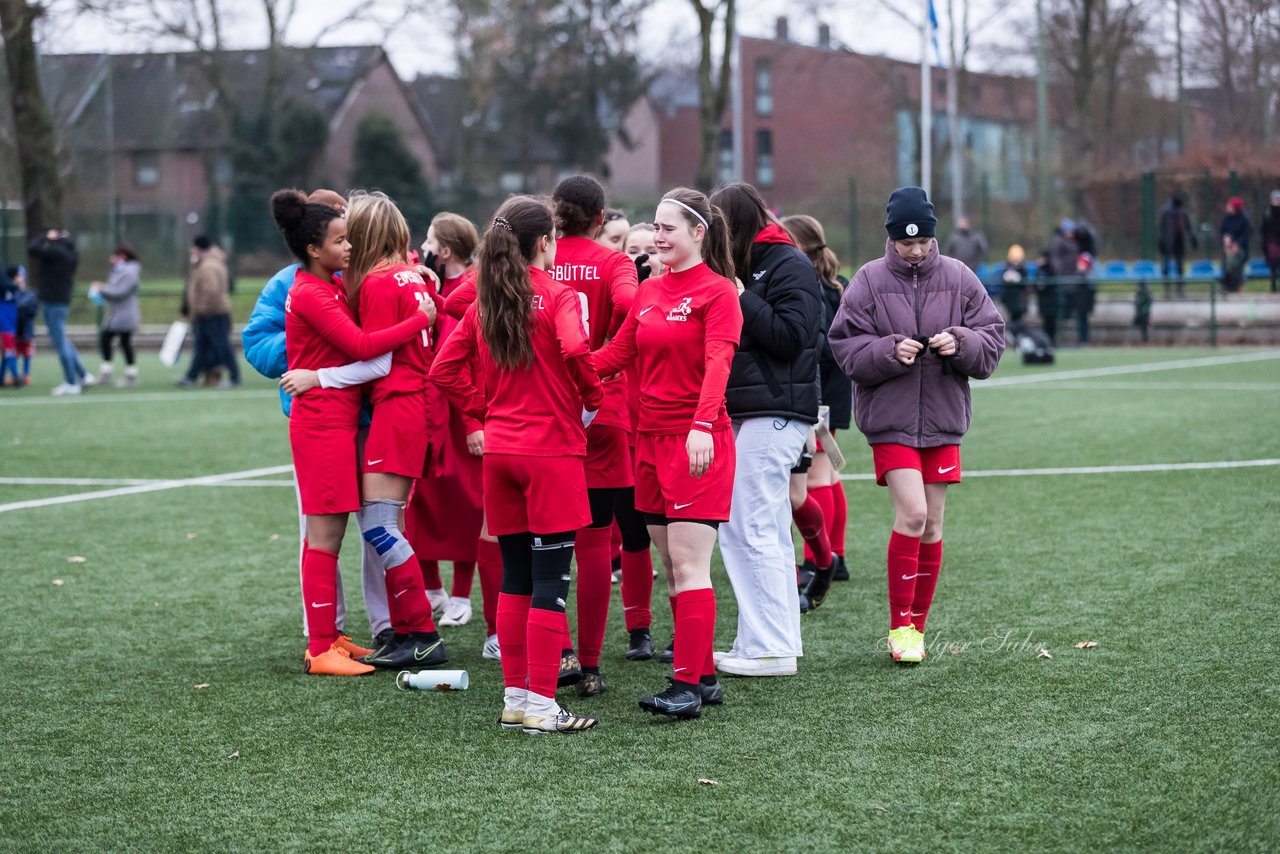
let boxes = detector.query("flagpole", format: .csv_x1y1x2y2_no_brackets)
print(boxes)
920,0,932,197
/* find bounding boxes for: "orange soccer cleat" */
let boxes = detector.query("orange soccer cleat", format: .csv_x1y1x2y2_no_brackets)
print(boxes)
333,633,373,658
304,642,376,676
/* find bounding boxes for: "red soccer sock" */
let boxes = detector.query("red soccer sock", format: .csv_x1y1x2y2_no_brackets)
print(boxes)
450,561,476,598
301,545,340,656
911,539,944,631
793,494,833,569
672,588,715,686
420,559,443,590
574,525,613,668
620,548,654,631
386,556,439,634
527,607,566,699
669,594,678,627
477,538,503,636
830,483,848,557
496,592,531,689
887,531,922,629
803,484,836,563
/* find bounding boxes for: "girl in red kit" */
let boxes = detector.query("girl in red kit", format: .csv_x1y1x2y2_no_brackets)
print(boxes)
549,175,639,697
342,191,449,671
270,189,433,676
431,195,604,735
594,187,743,719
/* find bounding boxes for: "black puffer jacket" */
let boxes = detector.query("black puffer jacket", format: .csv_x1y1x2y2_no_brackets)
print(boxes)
726,238,822,423
818,278,852,430
27,235,79,304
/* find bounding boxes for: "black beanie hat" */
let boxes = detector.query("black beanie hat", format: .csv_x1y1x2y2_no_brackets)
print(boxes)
884,187,938,240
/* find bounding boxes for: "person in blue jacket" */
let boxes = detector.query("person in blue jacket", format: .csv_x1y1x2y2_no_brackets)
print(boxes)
241,188,395,652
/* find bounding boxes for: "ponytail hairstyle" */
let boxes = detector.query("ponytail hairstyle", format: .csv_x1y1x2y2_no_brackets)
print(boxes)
659,187,734,281
430,212,480,267
476,195,555,369
709,181,774,281
345,190,411,302
270,188,344,265
781,214,842,293
552,174,606,238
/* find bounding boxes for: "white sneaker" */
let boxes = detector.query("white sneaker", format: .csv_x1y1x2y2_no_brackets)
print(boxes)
425,587,448,614
521,693,598,735
50,383,81,396
482,634,501,660
80,373,97,387
439,596,472,627
116,368,137,388
716,655,798,677
499,687,527,730
712,646,741,666
611,568,622,584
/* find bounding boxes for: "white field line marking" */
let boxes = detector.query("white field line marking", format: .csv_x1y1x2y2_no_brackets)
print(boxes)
0,390,275,407
981,381,1280,392
0,464,294,513
0,476,297,488
979,351,1280,387
839,458,1280,481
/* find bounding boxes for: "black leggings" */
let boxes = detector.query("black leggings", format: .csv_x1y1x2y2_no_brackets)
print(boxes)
613,486,651,551
100,331,135,365
497,531,576,612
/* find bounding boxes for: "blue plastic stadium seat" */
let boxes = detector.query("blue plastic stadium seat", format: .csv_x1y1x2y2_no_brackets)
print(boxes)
1247,258,1270,279
1131,260,1159,279
1188,260,1217,278
1101,261,1129,279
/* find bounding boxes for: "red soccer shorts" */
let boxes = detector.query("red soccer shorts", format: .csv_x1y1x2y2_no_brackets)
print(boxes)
584,424,634,489
483,453,590,536
634,429,735,522
0,332,14,351
291,422,360,514
364,393,429,478
14,338,32,357
871,443,962,487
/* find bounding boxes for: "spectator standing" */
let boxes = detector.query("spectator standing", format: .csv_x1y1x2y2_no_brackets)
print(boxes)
178,235,239,388
28,228,93,395
9,266,37,385
1072,253,1097,345
1034,250,1059,345
1260,190,1280,293
1219,197,1251,262
91,244,141,387
1133,281,1152,344
1222,234,1246,295
1158,194,1197,297
943,215,988,273
1000,244,1030,324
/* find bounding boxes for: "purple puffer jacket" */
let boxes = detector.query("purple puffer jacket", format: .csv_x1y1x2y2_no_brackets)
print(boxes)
828,239,1005,448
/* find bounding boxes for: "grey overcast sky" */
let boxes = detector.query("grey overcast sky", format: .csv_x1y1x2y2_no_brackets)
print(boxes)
38,1,998,80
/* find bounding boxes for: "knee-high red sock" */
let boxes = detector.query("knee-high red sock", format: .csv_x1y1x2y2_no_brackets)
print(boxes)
527,607,566,698
610,521,623,564
301,545,340,656
803,484,836,563
830,484,848,556
385,555,439,634
887,531,922,629
621,548,654,631
574,525,613,668
450,561,476,598
672,588,715,687
420,559,443,590
793,495,833,569
669,594,678,623
911,539,943,631
477,538,503,636
496,592,531,689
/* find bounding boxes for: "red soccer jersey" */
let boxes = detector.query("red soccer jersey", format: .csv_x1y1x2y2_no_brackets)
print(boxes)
550,235,637,432
430,266,603,457
285,269,430,426
443,271,477,321
594,262,742,434
358,262,442,404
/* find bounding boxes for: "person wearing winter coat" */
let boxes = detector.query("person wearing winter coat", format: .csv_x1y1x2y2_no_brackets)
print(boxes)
178,235,239,388
1158,195,1197,297
943,216,988,273
1219,197,1251,262
827,187,1005,665
708,182,823,678
91,244,141,387
28,228,92,395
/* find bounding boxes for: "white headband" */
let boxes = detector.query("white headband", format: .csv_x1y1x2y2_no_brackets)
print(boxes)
659,197,709,229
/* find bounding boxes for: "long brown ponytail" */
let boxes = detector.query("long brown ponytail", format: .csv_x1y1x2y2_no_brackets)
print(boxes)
476,195,554,369
782,213,842,293
345,191,411,303
660,187,734,281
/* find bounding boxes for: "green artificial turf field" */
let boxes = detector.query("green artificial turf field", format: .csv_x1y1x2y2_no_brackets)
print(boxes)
1,347,1277,851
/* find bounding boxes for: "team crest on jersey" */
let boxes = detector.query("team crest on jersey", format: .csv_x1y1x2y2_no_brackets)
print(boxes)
284,295,292,313
394,270,425,288
666,296,693,322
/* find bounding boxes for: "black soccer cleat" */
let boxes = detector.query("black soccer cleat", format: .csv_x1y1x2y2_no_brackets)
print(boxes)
699,677,724,706
833,554,850,582
557,650,583,687
576,670,607,698
639,677,703,719
803,562,837,611
658,640,675,664
361,632,448,669
796,559,816,590
625,628,654,661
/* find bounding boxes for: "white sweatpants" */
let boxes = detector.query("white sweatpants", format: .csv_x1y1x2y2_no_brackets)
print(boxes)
719,416,808,659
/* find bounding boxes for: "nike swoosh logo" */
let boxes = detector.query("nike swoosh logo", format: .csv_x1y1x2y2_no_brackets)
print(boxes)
394,590,407,598
414,642,442,661
938,465,957,474
901,573,922,580
674,667,688,673
311,602,332,608
674,501,693,510
666,700,696,711
367,459,384,466
639,306,654,316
